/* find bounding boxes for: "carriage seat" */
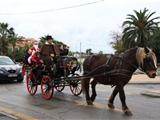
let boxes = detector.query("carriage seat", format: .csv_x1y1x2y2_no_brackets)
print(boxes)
57,56,79,73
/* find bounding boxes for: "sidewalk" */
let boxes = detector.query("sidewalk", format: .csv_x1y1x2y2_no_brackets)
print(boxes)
130,74,160,97
129,74,160,84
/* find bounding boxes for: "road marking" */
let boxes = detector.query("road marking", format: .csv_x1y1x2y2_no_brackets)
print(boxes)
0,106,38,120
74,100,122,112
0,111,18,120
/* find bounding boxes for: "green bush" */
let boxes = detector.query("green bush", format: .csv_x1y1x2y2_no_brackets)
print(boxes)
7,47,28,62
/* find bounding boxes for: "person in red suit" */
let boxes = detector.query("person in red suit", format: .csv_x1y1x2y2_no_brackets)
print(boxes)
29,41,44,80
27,41,40,64
22,41,42,76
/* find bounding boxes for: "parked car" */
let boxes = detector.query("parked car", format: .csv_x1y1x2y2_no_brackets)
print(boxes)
0,56,23,82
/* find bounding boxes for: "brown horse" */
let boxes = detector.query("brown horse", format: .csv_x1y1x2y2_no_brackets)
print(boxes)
82,47,157,115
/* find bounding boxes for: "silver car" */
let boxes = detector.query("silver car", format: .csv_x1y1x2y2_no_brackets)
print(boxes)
0,56,23,82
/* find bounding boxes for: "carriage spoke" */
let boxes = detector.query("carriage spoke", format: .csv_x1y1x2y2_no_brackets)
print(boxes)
76,87,80,93
41,76,53,100
75,88,78,94
26,72,38,96
69,73,82,96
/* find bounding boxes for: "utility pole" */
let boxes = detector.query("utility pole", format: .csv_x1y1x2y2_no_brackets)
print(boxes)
80,42,81,58
79,42,82,72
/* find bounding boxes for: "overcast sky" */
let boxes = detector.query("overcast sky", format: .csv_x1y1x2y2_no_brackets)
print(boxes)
0,0,160,53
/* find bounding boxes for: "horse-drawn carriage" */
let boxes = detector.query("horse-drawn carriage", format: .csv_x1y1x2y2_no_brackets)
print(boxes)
23,55,82,100
22,45,158,115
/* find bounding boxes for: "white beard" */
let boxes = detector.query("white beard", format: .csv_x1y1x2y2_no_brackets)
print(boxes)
33,45,38,50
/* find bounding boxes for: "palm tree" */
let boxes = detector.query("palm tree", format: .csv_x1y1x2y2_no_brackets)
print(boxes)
86,48,92,55
39,36,46,48
149,28,160,62
0,23,10,55
39,35,66,48
122,8,160,49
8,27,19,58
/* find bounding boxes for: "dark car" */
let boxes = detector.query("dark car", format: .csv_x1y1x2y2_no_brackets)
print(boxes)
0,56,23,82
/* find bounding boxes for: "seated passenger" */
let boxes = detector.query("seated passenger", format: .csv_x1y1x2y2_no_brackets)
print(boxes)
27,41,40,65
22,41,41,76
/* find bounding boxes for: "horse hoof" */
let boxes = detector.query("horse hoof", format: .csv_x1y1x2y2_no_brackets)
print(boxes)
123,109,133,116
87,101,93,105
108,103,115,109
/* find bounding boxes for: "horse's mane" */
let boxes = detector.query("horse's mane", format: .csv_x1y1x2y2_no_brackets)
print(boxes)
136,47,157,67
119,47,147,66
136,47,146,66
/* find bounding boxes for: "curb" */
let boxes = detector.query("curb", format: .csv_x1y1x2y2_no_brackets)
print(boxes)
129,81,160,84
141,90,160,97
0,106,38,120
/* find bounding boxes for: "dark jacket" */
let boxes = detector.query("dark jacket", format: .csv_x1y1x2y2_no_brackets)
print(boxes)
40,42,60,63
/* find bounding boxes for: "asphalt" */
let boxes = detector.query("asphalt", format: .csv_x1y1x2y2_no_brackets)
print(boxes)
130,74,160,97
0,73,159,120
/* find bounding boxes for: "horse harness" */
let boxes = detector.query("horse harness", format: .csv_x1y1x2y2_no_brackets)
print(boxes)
99,54,139,84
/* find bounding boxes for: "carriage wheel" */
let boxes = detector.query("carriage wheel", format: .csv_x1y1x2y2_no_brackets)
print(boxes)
26,72,37,96
41,76,53,100
55,84,65,92
70,73,82,96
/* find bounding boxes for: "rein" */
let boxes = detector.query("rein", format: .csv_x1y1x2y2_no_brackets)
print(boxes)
52,55,137,82
52,69,133,82
73,55,139,81
52,52,142,82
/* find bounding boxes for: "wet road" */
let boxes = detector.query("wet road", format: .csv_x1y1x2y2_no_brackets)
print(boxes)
0,81,160,120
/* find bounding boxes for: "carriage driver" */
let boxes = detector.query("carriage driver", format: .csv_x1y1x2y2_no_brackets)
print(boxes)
40,35,60,73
